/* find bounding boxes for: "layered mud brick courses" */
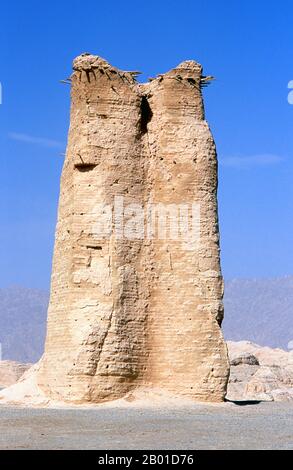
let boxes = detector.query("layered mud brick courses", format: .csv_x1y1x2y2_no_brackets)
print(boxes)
37,54,230,403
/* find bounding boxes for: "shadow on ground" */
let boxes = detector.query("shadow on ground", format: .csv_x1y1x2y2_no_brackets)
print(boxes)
225,399,262,406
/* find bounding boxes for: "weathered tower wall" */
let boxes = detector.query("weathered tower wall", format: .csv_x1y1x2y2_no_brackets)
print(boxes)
37,54,229,403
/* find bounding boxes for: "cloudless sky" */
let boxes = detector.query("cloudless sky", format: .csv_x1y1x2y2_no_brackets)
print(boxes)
0,0,293,289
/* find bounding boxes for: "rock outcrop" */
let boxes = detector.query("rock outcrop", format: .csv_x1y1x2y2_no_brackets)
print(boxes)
227,341,293,402
0,361,31,389
35,53,229,403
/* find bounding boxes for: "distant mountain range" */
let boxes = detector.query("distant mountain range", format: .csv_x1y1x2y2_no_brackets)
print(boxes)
223,276,293,351
0,286,48,363
0,277,292,363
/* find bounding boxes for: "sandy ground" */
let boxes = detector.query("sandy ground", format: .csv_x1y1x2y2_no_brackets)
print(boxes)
0,401,292,450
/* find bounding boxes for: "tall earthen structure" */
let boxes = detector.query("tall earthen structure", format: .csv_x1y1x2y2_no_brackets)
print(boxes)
37,54,230,403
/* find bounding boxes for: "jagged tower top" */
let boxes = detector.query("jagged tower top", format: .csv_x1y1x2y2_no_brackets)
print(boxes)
71,53,213,87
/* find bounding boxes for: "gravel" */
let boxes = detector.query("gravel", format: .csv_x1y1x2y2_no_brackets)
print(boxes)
0,402,292,450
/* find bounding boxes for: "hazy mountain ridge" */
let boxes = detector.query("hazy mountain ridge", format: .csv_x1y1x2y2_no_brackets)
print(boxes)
223,276,293,349
0,277,292,362
0,286,48,363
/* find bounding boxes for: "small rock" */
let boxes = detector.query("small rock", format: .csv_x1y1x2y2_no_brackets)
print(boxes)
230,353,259,366
271,388,293,402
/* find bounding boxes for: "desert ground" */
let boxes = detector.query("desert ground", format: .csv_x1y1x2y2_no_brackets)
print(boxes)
0,400,292,450
1,340,292,450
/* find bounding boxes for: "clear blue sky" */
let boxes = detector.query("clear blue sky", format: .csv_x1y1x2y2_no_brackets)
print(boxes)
0,0,292,289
